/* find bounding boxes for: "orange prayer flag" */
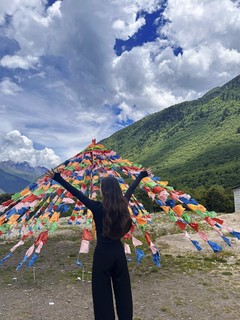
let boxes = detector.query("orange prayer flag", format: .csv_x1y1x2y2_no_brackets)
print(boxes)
0,216,5,226
86,209,92,218
172,204,185,216
41,212,51,220
20,188,30,196
136,217,147,226
187,204,198,211
73,180,81,185
161,206,170,213
49,212,60,222
159,181,168,186
8,214,20,225
197,204,206,212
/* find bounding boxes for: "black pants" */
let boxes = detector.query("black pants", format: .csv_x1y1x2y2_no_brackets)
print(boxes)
92,241,133,320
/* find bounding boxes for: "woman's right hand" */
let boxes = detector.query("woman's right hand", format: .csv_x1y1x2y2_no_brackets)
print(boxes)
46,168,57,179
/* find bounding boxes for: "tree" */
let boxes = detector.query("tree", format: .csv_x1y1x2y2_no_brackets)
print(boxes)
0,193,12,204
204,185,234,213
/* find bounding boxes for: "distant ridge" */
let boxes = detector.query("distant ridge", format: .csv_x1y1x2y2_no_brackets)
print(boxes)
0,161,47,194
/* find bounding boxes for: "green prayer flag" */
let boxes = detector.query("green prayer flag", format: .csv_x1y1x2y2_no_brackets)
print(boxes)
11,193,22,201
182,213,191,224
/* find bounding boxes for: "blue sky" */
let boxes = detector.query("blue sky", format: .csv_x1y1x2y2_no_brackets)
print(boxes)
114,3,168,56
0,0,240,167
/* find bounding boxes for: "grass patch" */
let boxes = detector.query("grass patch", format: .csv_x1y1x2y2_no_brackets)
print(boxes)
222,271,233,276
160,306,172,313
175,297,186,306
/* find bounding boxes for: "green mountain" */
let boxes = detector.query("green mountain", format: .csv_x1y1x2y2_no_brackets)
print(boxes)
101,75,240,189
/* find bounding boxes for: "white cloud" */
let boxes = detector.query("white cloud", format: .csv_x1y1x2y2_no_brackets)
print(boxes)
117,101,145,122
1,0,62,57
0,0,239,160
0,78,22,95
162,0,240,51
0,0,46,26
0,55,39,69
112,17,146,40
111,0,240,111
115,0,163,14
0,130,61,167
46,0,62,18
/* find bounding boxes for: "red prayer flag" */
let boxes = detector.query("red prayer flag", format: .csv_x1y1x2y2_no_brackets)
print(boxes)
35,231,48,245
145,231,151,246
190,222,199,231
176,221,187,230
82,229,93,241
205,216,215,226
212,217,224,225
2,200,14,206
21,195,39,203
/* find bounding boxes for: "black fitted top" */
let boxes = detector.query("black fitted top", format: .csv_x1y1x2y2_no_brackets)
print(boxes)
53,171,148,243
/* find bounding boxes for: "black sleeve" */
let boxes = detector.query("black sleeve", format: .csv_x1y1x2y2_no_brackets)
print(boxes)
124,171,148,202
52,173,98,211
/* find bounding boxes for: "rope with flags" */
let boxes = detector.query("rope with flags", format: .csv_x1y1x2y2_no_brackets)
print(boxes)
1,139,239,270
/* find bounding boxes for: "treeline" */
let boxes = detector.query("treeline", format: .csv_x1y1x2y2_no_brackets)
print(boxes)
182,185,234,213
134,184,234,214
0,193,12,204
0,184,235,214
165,165,240,191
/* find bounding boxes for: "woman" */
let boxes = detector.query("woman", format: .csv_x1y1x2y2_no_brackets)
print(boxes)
46,167,151,320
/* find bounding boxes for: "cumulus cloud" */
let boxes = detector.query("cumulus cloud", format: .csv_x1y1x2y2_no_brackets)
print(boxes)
0,0,239,159
112,17,146,40
0,78,22,95
0,130,61,167
0,55,39,69
162,0,240,51
117,102,145,122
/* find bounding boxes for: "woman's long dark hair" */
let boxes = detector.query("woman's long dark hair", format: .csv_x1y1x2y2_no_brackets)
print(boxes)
101,176,131,240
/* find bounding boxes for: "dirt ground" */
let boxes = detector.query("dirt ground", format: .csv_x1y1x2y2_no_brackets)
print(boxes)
1,213,240,320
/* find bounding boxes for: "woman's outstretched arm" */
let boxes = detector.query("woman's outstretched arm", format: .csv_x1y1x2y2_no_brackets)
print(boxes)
46,169,98,210
124,168,152,202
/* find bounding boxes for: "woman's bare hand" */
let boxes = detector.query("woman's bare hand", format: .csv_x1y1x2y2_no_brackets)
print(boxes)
142,167,153,176
46,168,57,179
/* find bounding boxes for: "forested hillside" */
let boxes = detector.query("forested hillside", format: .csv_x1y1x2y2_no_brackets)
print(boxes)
101,75,240,211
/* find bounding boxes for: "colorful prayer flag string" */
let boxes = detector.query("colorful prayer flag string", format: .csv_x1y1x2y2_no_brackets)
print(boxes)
1,139,240,269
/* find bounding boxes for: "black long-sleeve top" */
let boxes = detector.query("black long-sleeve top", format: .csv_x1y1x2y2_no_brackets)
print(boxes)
53,171,148,243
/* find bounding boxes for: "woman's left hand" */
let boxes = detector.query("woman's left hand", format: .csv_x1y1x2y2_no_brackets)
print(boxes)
142,167,153,176
145,168,153,176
